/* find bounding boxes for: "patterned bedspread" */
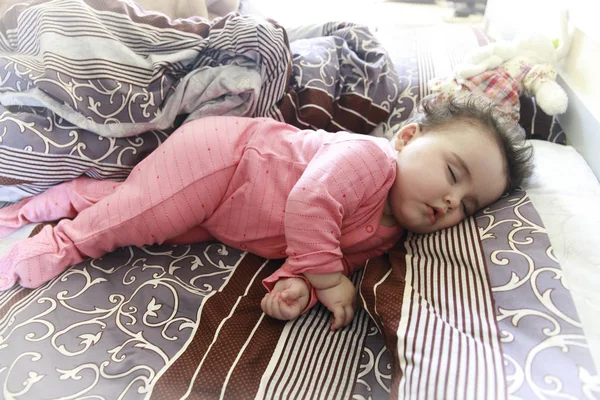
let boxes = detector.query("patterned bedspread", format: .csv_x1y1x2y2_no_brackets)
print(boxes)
0,191,597,399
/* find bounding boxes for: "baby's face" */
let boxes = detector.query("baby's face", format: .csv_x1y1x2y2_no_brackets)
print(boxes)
387,121,507,234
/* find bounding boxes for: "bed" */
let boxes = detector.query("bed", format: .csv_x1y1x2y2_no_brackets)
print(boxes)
0,1,598,399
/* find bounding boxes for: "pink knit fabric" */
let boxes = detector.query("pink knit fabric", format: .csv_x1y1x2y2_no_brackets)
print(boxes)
0,116,403,308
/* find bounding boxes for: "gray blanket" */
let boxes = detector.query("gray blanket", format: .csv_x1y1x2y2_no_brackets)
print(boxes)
0,0,289,137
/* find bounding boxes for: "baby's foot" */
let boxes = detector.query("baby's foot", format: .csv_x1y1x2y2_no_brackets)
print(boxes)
0,245,20,290
0,225,83,290
0,200,35,238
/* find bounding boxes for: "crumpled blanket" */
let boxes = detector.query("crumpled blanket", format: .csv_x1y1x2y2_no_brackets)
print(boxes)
0,0,289,138
0,0,401,202
0,0,291,201
281,22,400,135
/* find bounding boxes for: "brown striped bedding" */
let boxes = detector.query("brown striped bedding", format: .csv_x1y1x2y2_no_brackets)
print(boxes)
361,189,598,399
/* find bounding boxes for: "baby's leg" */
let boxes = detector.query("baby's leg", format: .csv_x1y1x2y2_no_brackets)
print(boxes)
0,177,119,237
0,117,250,290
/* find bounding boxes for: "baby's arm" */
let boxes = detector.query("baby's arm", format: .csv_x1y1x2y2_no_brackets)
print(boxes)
261,277,310,321
262,139,394,325
304,272,356,330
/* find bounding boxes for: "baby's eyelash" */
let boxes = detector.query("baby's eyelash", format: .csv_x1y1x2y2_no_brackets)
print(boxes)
448,165,457,183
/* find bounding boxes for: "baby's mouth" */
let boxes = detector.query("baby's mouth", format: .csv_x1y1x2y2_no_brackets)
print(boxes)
428,205,436,225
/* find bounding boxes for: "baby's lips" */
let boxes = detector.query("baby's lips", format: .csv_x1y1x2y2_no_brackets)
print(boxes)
426,205,436,225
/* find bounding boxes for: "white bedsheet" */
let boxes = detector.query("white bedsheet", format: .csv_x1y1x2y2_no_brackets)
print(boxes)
525,139,600,369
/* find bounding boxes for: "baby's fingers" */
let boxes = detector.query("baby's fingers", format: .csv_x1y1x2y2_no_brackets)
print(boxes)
262,292,302,321
261,293,282,319
330,304,355,331
343,304,355,327
330,306,345,330
281,286,302,301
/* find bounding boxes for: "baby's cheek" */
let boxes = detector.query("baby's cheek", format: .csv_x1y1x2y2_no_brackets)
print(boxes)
441,213,464,231
453,213,467,226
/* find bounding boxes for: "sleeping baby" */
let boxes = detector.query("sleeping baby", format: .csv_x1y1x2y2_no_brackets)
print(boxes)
0,94,533,330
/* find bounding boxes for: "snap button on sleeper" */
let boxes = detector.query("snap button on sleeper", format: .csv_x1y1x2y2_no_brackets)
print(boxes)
365,225,374,233
240,244,247,250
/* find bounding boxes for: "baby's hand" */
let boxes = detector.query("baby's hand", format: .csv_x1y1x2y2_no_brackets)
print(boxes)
313,275,356,331
261,277,310,321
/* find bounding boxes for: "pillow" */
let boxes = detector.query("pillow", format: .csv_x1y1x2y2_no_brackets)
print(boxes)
525,140,600,362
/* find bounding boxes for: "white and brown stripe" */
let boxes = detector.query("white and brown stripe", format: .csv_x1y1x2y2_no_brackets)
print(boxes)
3,1,290,114
255,273,370,400
395,217,506,399
149,254,369,400
149,254,284,400
0,146,132,181
0,145,131,201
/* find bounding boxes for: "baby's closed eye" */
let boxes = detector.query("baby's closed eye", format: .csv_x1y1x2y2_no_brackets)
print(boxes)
448,165,458,183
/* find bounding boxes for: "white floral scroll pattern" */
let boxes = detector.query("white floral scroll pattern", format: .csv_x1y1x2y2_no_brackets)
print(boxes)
477,190,600,399
374,27,420,139
291,23,401,114
352,320,392,400
0,105,170,169
0,243,244,400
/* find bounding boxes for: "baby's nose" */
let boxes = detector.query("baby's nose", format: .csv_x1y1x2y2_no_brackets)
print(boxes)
444,194,460,211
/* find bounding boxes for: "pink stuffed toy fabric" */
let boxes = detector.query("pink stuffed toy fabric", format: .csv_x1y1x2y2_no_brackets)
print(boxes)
429,24,571,122
429,56,566,122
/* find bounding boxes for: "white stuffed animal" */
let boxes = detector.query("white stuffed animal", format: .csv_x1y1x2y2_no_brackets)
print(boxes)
430,11,571,120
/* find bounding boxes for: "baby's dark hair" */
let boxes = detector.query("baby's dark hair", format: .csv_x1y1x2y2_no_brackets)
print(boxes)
404,94,534,193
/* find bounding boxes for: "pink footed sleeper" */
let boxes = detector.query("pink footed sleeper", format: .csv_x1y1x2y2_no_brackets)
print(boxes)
0,116,403,307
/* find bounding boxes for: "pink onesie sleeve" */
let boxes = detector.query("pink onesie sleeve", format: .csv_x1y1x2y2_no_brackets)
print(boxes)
263,138,396,310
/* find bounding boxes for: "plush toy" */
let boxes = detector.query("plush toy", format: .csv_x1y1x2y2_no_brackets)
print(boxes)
429,14,572,121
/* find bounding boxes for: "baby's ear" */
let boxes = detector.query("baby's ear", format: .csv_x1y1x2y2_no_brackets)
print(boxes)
394,123,420,151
